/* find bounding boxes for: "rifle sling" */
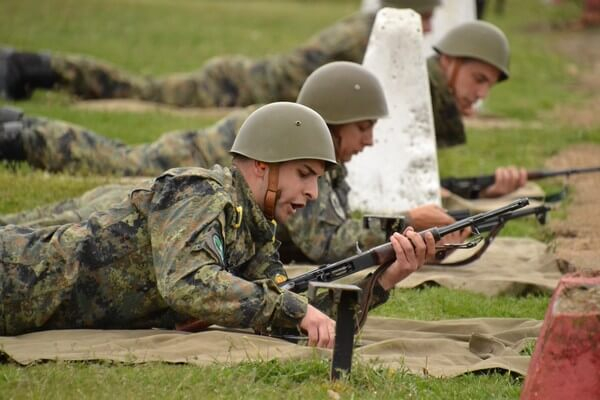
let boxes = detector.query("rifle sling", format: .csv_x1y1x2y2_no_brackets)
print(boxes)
356,261,393,329
430,221,506,267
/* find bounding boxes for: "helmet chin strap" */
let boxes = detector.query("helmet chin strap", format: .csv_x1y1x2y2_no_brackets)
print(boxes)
263,163,281,221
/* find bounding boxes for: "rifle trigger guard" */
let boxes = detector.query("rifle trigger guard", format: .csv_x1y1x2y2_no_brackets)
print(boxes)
435,234,484,251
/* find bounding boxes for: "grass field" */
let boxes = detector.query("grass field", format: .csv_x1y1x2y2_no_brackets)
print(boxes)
1,0,599,398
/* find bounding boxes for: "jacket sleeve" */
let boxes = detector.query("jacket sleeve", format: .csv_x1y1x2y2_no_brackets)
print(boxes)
147,174,307,331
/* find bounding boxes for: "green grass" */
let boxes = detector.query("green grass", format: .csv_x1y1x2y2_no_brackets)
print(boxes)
371,287,549,320
0,163,114,214
0,0,597,398
0,359,523,400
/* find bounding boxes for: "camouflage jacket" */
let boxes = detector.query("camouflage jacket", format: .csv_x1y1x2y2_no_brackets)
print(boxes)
427,56,466,148
0,166,307,335
278,165,387,264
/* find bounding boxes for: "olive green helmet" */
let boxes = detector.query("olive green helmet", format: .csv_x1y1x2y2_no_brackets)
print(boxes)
230,102,336,167
297,61,388,125
380,0,441,13
433,21,510,81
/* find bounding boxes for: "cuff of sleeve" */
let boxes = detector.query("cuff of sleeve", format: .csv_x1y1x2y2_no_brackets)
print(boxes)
356,273,390,310
270,290,308,329
370,280,390,308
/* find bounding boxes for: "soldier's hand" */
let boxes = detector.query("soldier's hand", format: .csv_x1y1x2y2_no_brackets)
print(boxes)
407,204,455,231
480,166,527,198
378,228,436,291
299,305,336,349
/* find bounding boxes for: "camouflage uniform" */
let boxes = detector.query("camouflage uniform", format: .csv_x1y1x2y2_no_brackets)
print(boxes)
50,13,374,107
16,106,256,175
9,61,463,176
0,165,390,336
427,56,466,148
0,183,146,227
2,166,387,267
2,59,466,233
279,165,387,264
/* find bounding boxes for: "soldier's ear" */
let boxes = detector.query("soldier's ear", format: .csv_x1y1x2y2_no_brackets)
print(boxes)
253,160,268,178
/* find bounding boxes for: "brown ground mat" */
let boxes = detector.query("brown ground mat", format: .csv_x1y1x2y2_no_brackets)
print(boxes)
287,238,565,297
398,237,564,296
0,317,540,378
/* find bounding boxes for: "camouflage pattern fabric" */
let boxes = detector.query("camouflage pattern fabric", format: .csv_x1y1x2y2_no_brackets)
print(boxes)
15,46,465,177
17,106,256,175
0,165,389,336
427,56,466,148
0,183,146,227
1,167,388,265
50,13,375,107
279,165,387,264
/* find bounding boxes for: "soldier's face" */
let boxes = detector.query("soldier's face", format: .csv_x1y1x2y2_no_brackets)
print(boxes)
449,59,501,116
274,159,325,222
332,120,376,163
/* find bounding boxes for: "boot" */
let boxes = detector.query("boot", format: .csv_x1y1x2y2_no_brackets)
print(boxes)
0,115,26,161
0,106,24,123
0,49,58,100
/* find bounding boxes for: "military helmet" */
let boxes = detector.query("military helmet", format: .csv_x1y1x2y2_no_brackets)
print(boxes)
230,102,336,166
297,61,388,125
433,21,510,81
380,0,441,13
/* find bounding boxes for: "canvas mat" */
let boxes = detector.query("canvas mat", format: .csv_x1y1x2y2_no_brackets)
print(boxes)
288,238,565,297
0,317,540,378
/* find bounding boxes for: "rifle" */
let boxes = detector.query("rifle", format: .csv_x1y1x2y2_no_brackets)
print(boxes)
362,204,550,240
430,204,553,266
448,204,551,231
441,166,600,199
280,198,530,293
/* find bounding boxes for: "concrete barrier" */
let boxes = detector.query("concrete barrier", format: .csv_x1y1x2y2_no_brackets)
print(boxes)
520,272,600,400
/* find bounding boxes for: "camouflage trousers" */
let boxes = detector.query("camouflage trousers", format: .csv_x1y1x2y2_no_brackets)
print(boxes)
17,106,253,175
0,183,143,228
47,12,373,107
51,52,323,108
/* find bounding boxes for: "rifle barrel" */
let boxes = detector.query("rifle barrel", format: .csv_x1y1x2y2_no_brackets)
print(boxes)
527,166,600,180
442,166,600,198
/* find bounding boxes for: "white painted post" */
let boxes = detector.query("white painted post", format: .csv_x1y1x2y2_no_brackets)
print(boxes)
360,0,380,13
346,8,441,214
423,0,477,55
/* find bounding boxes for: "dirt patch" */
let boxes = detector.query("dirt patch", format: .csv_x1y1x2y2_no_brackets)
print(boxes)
463,115,543,130
74,99,239,119
556,283,600,313
548,28,600,128
546,144,600,271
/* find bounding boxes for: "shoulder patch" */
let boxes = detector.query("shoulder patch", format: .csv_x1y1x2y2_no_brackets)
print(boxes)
191,221,226,266
212,234,225,263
